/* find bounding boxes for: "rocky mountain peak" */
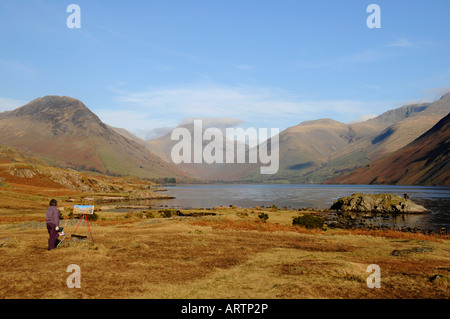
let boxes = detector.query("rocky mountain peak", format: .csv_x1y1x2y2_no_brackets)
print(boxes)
4,95,104,135
8,95,101,124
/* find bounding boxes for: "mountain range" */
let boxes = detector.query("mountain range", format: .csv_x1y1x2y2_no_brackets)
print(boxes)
0,94,448,186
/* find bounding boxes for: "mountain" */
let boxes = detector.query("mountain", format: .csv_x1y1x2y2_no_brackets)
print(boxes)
327,112,450,186
146,122,249,181
0,96,188,180
198,94,450,183
231,119,355,183
140,94,450,184
335,95,450,162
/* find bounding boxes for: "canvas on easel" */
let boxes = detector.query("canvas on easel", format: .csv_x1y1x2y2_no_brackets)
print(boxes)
72,205,94,242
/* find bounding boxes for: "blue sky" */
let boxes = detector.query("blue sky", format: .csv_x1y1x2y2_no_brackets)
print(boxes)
0,0,449,140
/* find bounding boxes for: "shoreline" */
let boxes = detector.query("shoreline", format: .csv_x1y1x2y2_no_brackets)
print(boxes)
319,210,447,235
97,200,447,235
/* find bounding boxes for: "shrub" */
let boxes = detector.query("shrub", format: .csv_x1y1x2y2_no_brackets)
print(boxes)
144,211,155,219
258,212,269,222
293,214,324,229
86,212,98,222
135,212,144,219
236,211,249,218
159,209,175,218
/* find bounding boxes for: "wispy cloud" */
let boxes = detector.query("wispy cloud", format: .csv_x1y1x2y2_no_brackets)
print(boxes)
111,84,331,121
180,117,244,129
423,86,450,98
0,97,28,112
93,24,200,62
102,83,392,139
388,37,414,48
134,126,174,141
296,48,397,69
0,58,34,74
236,64,255,71
350,114,377,123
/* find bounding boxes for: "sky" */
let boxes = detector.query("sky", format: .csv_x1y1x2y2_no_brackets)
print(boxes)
0,0,449,140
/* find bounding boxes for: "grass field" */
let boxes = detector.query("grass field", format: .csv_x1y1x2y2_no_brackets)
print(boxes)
1,206,449,299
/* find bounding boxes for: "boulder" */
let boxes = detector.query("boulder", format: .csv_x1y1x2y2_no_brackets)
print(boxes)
330,193,430,214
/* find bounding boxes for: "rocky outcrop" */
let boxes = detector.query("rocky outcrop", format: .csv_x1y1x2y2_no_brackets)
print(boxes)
330,193,430,214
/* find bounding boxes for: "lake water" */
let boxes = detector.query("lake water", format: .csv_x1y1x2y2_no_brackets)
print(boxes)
131,184,450,232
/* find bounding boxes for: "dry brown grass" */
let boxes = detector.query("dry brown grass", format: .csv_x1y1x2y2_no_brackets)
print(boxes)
1,207,449,299
334,228,449,242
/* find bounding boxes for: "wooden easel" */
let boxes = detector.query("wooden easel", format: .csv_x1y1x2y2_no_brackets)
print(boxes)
72,199,94,242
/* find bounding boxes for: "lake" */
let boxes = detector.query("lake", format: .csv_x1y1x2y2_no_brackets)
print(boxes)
131,184,450,232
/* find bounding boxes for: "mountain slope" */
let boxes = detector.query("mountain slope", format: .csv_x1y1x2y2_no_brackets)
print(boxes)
328,113,450,186
231,95,450,183
0,96,188,180
336,95,450,162
232,119,355,183
142,95,449,183
146,123,251,180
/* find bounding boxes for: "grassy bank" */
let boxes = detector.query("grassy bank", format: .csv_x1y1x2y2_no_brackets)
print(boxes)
0,206,449,299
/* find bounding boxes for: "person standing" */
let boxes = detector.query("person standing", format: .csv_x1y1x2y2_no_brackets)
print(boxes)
46,199,60,251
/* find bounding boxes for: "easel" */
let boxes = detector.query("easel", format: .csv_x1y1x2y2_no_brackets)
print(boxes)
72,199,95,243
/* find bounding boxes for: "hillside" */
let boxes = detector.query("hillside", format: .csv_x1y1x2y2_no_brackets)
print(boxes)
328,113,450,186
210,94,450,183
0,143,176,215
146,123,251,181
335,95,450,162
0,143,178,193
0,96,188,181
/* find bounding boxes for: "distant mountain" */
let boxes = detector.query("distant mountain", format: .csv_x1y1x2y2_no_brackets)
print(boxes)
146,122,249,181
231,118,355,183
0,96,188,180
328,112,450,186
203,94,450,183
336,94,450,162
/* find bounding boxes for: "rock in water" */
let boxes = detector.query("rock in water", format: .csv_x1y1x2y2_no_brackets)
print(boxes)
330,193,430,214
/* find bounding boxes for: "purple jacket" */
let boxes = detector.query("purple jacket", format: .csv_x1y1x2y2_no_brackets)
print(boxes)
46,206,59,226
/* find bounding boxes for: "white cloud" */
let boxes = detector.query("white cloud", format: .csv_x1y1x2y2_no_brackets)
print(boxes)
236,64,255,71
112,84,306,120
111,84,380,120
94,108,179,139
388,37,414,48
104,84,392,139
391,86,450,108
350,114,377,123
131,117,244,141
0,58,34,74
0,97,28,112
180,117,244,129
135,127,174,141
296,48,396,70
422,86,450,100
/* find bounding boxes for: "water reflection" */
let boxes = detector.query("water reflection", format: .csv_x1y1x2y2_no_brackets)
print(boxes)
110,184,450,232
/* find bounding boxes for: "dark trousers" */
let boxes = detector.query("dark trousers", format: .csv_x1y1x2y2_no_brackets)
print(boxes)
47,223,59,251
